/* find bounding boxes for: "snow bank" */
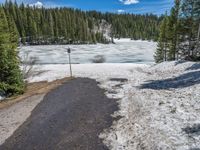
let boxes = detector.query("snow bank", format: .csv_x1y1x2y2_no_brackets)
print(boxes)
113,38,153,43
27,63,149,83
99,61,200,150
114,38,133,42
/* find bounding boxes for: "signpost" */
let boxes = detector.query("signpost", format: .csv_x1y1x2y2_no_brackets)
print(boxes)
67,48,72,77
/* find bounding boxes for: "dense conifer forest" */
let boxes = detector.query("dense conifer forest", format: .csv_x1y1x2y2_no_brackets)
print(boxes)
2,1,160,45
155,0,200,62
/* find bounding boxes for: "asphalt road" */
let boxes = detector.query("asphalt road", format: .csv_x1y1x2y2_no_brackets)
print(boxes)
0,78,118,150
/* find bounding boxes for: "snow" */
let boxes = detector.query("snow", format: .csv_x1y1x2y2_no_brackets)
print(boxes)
0,96,4,101
0,91,5,101
98,61,200,150
26,61,200,150
27,63,148,83
19,39,156,64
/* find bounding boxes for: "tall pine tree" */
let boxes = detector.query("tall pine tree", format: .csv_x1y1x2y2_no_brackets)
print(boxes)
0,6,24,96
155,16,167,63
166,0,180,61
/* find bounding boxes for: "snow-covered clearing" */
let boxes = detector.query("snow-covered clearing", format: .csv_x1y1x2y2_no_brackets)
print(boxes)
19,39,156,64
26,61,200,150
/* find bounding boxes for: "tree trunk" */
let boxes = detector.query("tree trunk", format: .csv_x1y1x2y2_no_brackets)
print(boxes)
195,23,200,56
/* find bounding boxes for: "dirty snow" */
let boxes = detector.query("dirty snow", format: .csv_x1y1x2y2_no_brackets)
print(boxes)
26,61,200,150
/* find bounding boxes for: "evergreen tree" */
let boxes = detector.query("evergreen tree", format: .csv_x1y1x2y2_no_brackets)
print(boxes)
0,6,11,94
154,17,167,63
7,15,24,94
166,0,180,61
155,0,200,63
181,0,199,58
0,6,24,96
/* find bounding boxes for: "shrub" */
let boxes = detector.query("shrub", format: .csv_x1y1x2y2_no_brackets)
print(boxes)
91,55,106,63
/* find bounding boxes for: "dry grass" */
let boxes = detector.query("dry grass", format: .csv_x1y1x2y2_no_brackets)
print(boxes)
0,77,74,109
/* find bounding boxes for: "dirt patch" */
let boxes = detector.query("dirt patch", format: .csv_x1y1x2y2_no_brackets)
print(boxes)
0,77,73,109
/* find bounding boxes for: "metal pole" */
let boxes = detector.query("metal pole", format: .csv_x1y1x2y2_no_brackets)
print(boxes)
67,48,72,78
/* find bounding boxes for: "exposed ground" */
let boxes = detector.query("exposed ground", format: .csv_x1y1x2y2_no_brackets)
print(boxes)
0,78,118,150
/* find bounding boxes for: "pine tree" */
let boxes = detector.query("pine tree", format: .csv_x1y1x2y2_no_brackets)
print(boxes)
154,17,167,63
181,0,197,58
0,6,11,93
166,0,180,61
0,6,24,96
7,15,25,94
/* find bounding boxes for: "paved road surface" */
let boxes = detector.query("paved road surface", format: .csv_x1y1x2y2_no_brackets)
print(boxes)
0,78,118,150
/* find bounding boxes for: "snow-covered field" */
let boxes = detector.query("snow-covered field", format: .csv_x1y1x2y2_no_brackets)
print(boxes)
26,61,200,150
19,39,156,64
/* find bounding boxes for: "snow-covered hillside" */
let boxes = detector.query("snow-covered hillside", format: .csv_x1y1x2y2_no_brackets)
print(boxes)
26,61,200,150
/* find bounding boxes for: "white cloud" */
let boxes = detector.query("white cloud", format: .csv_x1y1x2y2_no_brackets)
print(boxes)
117,9,125,13
119,0,139,5
29,1,43,8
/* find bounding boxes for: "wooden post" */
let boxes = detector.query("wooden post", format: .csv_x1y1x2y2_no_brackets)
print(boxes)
67,48,72,77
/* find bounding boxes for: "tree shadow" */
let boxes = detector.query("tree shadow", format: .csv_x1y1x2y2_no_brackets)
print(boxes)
182,124,200,136
175,60,187,66
186,63,200,71
140,71,200,90
183,124,200,150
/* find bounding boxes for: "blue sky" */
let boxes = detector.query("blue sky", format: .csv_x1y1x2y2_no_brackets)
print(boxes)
0,0,174,15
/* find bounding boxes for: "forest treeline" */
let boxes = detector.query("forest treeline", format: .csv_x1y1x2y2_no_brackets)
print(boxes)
2,1,160,45
155,0,200,62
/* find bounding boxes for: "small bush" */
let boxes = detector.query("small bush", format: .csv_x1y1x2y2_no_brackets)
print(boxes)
91,55,106,63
